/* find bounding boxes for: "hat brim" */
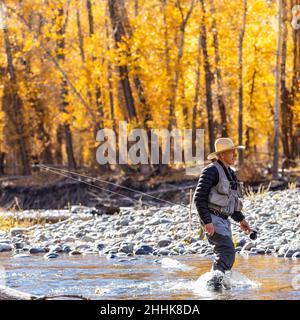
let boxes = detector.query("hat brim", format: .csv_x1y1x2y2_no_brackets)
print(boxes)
207,145,245,160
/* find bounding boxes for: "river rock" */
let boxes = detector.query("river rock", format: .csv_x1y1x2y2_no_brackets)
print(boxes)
10,228,27,237
29,247,47,254
241,242,256,252
44,252,59,259
158,239,172,248
119,243,134,254
69,250,82,256
134,245,154,255
292,252,300,259
0,243,13,252
96,243,105,251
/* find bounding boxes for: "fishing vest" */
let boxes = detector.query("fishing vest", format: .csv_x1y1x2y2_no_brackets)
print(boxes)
207,161,244,216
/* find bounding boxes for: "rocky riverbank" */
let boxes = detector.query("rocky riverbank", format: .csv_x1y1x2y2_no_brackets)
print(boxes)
0,188,299,260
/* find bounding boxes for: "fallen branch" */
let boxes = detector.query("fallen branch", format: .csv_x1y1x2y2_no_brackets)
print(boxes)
0,285,89,300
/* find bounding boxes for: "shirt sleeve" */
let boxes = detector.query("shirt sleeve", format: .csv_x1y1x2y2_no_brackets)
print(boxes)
194,165,219,225
231,211,245,222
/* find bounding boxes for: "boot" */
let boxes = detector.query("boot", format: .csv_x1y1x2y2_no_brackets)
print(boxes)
206,270,224,291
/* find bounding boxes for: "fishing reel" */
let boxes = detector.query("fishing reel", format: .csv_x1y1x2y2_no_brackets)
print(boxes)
249,229,258,241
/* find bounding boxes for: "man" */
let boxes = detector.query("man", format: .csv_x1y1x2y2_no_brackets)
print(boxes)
194,137,252,290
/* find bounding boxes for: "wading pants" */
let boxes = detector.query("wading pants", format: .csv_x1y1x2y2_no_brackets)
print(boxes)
207,214,235,273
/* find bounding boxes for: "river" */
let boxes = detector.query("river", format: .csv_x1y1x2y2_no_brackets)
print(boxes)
0,254,299,300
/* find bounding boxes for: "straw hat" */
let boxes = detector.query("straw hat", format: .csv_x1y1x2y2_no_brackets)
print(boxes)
207,138,245,160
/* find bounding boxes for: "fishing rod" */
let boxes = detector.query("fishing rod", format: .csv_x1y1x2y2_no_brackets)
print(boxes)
33,164,248,234
33,164,206,237
34,164,192,210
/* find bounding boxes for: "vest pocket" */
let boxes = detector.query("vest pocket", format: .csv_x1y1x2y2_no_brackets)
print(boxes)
208,192,229,207
217,179,230,195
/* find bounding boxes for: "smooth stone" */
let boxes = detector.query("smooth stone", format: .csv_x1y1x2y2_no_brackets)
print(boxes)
75,244,90,251
61,236,75,242
241,242,256,252
10,228,27,237
14,242,25,249
119,219,131,226
292,251,300,259
0,244,13,252
160,218,173,224
284,250,298,258
0,239,11,244
69,250,82,256
237,239,247,247
96,243,105,251
34,234,49,242
157,239,172,248
81,236,96,242
29,247,47,254
256,248,266,255
75,232,85,238
44,252,59,259
119,243,134,254
158,249,171,256
62,245,72,253
49,245,63,253
134,245,154,255
146,218,161,226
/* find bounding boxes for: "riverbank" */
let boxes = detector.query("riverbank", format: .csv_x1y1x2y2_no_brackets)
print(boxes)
0,188,299,260
0,166,299,210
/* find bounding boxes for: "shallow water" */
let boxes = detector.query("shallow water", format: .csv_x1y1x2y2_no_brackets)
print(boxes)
0,254,299,300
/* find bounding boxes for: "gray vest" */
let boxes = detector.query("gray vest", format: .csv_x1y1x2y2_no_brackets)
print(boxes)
207,162,244,216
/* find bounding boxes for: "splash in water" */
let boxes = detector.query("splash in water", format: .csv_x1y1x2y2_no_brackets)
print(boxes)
193,270,261,297
161,258,195,271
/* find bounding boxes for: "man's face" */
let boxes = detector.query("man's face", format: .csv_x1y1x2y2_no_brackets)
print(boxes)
219,149,237,165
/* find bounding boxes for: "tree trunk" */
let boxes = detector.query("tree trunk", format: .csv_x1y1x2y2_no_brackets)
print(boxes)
290,0,300,158
199,0,215,153
238,0,247,166
280,0,291,159
272,0,282,179
55,125,64,165
86,0,104,132
56,4,77,170
192,24,202,156
108,0,153,174
0,2,31,175
210,0,228,137
76,5,100,168
168,0,195,131
108,0,137,119
0,152,5,175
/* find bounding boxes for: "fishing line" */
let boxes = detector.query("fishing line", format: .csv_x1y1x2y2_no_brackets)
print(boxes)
33,164,243,233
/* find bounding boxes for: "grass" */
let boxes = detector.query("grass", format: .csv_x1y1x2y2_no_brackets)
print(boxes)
244,181,272,199
0,208,59,231
0,216,36,231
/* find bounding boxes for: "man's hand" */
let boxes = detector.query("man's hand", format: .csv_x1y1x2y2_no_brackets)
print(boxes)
204,223,215,236
240,219,251,233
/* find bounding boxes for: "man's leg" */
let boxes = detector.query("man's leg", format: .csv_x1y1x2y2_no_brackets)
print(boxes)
208,232,236,273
